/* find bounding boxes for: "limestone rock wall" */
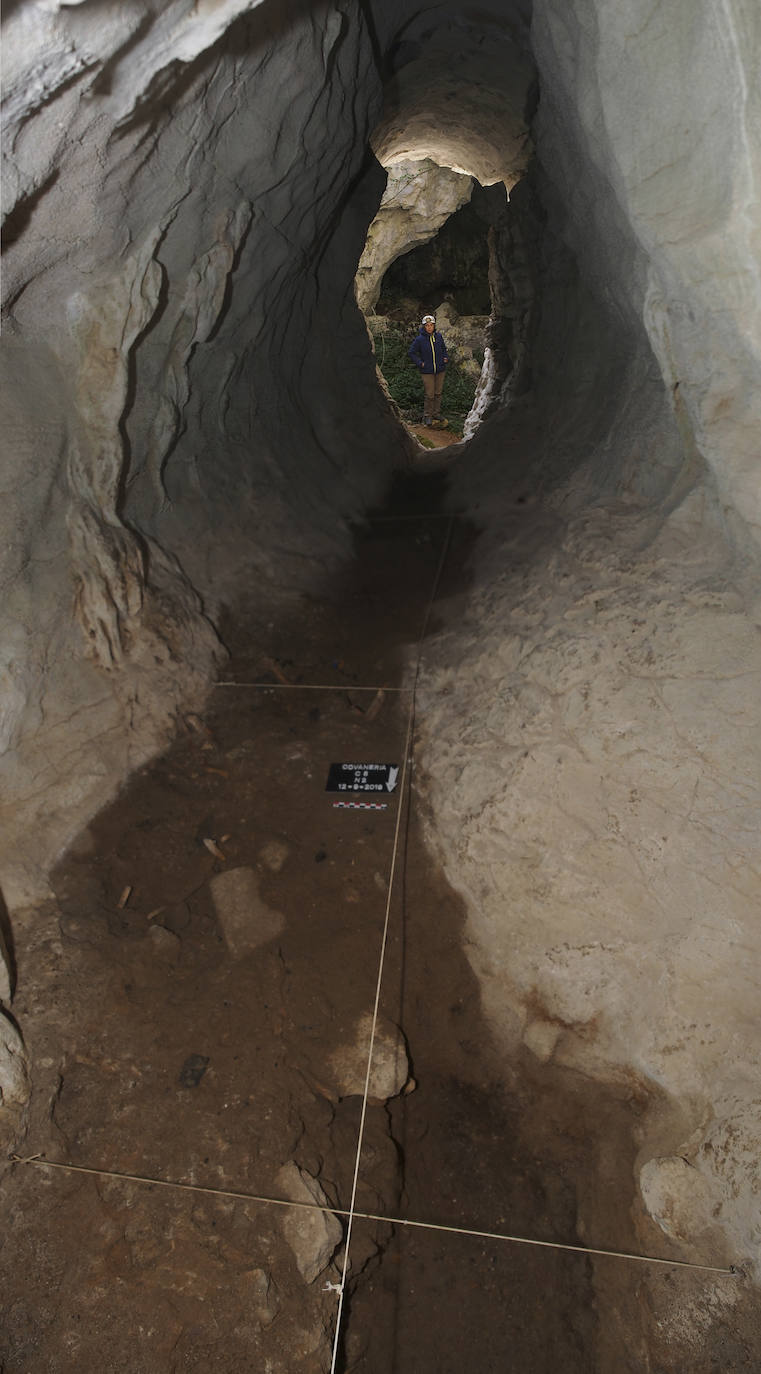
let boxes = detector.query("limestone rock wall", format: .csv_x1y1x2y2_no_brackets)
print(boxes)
0,0,407,908
531,0,761,546
415,0,761,1284
355,158,474,313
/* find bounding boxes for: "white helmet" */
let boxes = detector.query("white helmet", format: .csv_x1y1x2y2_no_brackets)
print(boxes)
422,314,435,324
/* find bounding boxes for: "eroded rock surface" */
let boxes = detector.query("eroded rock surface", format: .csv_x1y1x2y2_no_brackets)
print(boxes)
419,465,761,1276
276,1161,343,1285
355,159,473,313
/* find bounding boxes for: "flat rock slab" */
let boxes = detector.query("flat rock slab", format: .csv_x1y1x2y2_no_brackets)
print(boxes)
210,866,284,957
329,1013,409,1103
276,1161,343,1285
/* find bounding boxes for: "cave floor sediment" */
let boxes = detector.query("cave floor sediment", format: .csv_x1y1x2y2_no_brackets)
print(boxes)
0,470,748,1372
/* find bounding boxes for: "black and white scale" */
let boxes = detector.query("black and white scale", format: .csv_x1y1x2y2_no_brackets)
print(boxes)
326,762,399,810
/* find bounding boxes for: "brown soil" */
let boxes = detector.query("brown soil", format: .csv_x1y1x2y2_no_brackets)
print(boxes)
408,422,462,449
1,469,757,1372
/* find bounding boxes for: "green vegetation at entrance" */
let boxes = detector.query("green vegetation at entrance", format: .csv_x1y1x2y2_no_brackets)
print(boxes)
369,320,479,436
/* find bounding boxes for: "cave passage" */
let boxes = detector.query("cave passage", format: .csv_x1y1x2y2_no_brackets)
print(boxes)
361,169,497,442
2,1,761,1370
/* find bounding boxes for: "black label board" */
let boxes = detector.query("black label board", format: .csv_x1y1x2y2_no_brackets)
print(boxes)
326,762,399,794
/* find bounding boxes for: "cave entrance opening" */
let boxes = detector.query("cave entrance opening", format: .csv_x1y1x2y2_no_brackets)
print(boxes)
356,154,512,448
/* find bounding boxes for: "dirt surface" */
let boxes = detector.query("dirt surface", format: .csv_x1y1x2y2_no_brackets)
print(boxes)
408,422,463,449
1,469,756,1372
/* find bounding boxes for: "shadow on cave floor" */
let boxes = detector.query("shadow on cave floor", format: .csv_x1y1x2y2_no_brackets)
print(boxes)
2,471,752,1372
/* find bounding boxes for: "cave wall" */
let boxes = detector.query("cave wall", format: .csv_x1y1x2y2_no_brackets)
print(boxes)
355,158,474,313
376,189,495,316
417,0,761,1284
1,0,410,910
2,0,760,1309
531,0,761,544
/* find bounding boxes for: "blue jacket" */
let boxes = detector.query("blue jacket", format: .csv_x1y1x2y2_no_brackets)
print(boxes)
409,328,448,374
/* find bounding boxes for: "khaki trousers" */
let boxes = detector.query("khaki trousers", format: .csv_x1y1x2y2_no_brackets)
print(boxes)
422,370,445,419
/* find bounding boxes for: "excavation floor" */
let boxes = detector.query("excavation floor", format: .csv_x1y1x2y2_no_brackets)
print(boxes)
1,473,756,1372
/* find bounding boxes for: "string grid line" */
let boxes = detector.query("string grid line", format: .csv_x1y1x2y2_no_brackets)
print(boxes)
214,682,412,691
7,1155,741,1279
7,509,744,1372
328,514,456,1371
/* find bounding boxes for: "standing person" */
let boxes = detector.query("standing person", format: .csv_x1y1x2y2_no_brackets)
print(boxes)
408,314,449,427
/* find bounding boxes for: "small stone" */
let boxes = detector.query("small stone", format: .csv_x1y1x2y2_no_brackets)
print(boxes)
329,1014,409,1102
0,924,11,1003
276,1161,342,1284
259,839,289,872
242,1267,279,1327
0,1013,30,1148
639,1155,722,1242
179,1053,209,1088
148,924,181,959
523,1018,561,1063
210,866,284,957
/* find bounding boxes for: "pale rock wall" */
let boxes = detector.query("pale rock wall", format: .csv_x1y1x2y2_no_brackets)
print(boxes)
355,159,473,313
372,3,535,187
532,0,761,545
419,485,761,1271
416,0,761,1280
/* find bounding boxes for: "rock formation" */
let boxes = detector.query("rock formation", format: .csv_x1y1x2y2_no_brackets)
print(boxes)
2,0,760,1363
355,158,474,314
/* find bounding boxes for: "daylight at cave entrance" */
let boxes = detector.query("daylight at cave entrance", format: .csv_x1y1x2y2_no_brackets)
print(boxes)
1,2,761,1370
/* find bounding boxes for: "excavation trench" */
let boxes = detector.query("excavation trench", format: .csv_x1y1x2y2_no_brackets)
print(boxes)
1,470,747,1372
3,2,761,1367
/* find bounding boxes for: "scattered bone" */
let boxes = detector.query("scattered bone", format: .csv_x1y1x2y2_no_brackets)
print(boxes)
262,655,294,685
203,837,226,860
185,713,216,746
364,688,386,721
116,885,132,910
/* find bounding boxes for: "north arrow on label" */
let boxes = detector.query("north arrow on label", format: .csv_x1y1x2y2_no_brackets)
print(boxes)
325,762,400,794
